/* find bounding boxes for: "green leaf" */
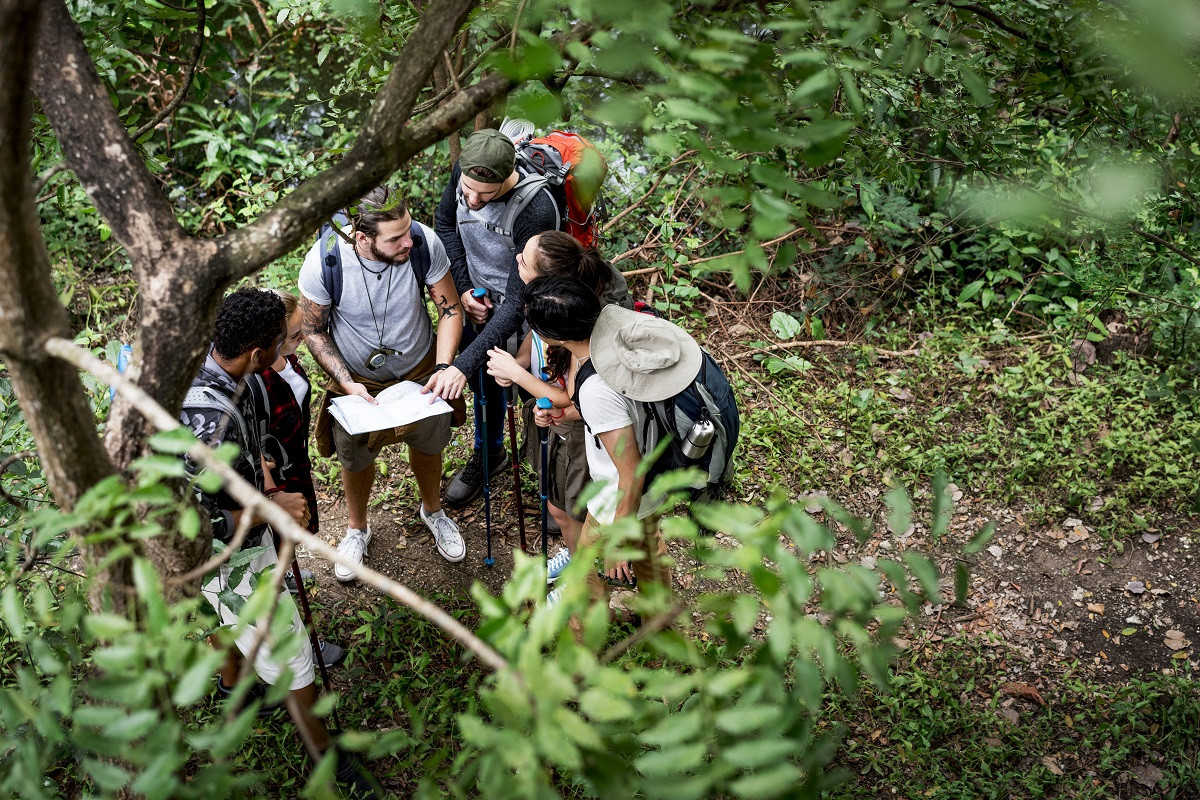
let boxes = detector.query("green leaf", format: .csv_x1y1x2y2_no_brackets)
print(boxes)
149,427,197,454
579,688,633,722
954,562,970,607
173,650,227,706
722,737,798,769
769,312,803,341
730,762,804,798
958,279,985,303
85,613,134,640
83,757,130,792
635,742,708,777
1,584,27,642
902,552,940,599
554,707,605,751
885,485,911,536
963,521,997,555
931,470,952,540
960,66,993,106
715,704,782,735
640,709,704,747
102,708,159,741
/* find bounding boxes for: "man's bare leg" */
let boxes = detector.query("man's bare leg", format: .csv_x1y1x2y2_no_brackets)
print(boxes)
409,448,442,513
342,462,375,531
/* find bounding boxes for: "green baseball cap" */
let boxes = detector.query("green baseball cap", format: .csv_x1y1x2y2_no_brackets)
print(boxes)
460,129,515,183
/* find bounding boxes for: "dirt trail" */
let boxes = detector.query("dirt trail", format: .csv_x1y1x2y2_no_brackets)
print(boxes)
296,435,1198,683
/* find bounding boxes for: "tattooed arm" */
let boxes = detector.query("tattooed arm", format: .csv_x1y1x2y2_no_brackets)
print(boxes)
300,295,376,403
422,272,468,400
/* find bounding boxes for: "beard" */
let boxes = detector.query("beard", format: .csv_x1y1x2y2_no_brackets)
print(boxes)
369,239,409,265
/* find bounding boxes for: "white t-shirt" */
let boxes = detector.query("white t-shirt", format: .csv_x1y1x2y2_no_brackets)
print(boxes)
576,369,658,524
297,220,450,380
279,360,309,407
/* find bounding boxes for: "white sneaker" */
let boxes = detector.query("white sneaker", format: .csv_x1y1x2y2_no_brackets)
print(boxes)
546,548,571,583
334,526,372,582
420,506,465,563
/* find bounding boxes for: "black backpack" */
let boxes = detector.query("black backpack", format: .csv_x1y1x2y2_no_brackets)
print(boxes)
573,351,740,499
318,211,433,305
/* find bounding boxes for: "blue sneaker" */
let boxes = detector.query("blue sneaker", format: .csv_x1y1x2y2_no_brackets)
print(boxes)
546,549,571,583
546,587,563,606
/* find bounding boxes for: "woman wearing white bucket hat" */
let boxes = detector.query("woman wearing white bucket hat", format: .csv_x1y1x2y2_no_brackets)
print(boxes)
523,275,699,602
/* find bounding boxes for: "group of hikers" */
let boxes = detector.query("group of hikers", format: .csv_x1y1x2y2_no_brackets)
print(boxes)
178,125,739,793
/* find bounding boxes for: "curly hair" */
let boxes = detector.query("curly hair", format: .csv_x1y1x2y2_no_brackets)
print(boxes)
213,288,285,360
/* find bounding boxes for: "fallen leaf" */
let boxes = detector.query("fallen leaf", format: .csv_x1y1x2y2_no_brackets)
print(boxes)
1086,603,1105,614
987,544,1003,558
1041,755,1064,776
1125,580,1146,595
998,682,1046,706
1142,532,1161,544
983,737,1002,747
1164,630,1189,651
1131,763,1164,788
1066,527,1089,543
997,707,1020,725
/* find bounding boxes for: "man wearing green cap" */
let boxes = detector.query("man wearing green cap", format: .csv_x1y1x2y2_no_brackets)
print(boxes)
430,126,564,507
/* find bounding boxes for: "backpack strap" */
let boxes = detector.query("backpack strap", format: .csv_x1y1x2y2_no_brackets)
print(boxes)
318,211,351,307
184,385,251,450
492,175,561,255
409,228,432,287
570,358,597,416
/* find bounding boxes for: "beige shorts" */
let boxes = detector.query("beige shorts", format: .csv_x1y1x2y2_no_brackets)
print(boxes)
333,411,453,472
522,406,589,522
201,531,314,691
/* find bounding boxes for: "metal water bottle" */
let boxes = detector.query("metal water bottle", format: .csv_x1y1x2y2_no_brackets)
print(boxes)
680,415,716,461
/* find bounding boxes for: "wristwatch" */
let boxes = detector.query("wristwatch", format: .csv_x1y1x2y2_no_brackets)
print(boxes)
434,363,450,372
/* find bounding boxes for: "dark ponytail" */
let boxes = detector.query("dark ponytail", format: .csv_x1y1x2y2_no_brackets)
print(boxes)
533,231,612,298
525,276,601,380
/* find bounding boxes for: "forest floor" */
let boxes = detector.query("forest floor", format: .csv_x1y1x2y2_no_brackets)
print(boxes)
277,293,1199,797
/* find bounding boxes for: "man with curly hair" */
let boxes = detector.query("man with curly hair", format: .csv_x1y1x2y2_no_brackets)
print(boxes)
181,288,374,795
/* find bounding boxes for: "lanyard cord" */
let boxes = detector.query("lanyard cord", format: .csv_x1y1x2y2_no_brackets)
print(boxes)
353,244,393,349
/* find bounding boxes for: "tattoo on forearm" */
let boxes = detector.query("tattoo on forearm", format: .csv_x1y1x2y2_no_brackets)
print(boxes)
300,297,352,384
434,291,459,320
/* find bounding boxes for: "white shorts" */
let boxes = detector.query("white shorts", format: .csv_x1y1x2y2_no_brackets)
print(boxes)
201,530,315,691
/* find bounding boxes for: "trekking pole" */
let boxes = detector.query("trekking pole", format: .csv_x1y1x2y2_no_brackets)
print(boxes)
504,385,528,553
536,397,552,593
473,288,495,568
288,557,342,731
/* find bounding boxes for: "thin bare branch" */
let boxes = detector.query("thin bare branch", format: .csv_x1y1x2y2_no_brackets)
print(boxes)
602,149,697,234
165,508,255,585
44,336,511,675
131,0,207,141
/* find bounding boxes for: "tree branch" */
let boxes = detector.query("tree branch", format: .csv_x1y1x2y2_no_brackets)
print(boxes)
941,1,1030,42
130,0,206,142
220,71,515,279
44,336,511,675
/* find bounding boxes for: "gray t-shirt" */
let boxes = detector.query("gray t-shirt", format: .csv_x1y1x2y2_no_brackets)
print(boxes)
298,220,450,381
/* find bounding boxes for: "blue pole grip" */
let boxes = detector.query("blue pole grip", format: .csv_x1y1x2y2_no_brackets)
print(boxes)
472,287,487,299
536,397,553,411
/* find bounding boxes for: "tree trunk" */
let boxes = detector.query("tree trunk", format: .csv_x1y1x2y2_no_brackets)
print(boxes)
0,0,130,608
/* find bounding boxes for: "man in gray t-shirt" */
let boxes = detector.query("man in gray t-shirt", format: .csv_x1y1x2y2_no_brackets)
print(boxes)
299,187,468,575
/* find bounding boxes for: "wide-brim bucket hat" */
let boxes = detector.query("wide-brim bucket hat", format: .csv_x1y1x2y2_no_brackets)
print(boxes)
590,305,703,402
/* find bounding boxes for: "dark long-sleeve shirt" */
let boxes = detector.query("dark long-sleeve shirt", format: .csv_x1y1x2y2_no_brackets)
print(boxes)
435,161,562,374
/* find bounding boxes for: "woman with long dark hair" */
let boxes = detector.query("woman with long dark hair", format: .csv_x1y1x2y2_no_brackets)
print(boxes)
485,232,628,591
520,275,684,604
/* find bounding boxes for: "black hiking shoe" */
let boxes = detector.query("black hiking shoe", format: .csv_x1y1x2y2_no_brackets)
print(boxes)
444,448,508,508
334,748,382,798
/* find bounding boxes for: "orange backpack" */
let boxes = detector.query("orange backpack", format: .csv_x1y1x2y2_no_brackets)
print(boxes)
513,130,607,248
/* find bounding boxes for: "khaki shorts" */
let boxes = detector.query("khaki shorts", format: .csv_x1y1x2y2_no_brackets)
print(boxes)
333,411,452,473
201,531,314,691
523,406,589,522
